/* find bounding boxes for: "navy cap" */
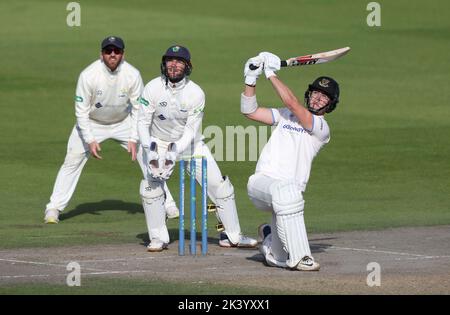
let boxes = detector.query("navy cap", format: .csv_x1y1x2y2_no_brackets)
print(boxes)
162,45,191,63
101,36,125,50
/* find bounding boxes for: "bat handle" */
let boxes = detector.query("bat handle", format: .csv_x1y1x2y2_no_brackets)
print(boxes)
250,61,287,70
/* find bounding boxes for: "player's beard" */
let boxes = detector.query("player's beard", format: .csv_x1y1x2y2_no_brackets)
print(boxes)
103,55,123,72
167,65,185,83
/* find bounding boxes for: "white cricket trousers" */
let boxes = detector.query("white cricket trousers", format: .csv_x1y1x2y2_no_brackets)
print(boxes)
45,117,145,212
247,173,309,267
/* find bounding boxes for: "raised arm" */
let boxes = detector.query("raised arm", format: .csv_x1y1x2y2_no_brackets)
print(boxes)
260,52,313,131
240,57,275,126
267,75,313,131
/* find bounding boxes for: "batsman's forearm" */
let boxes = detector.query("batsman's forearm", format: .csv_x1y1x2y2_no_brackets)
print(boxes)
269,76,313,129
243,84,256,97
269,76,298,109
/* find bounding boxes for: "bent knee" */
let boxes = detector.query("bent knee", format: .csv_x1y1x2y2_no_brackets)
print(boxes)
62,152,87,168
270,181,304,215
140,180,164,201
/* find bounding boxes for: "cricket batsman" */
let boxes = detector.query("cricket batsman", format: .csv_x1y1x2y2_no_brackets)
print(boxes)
241,52,341,271
137,45,257,252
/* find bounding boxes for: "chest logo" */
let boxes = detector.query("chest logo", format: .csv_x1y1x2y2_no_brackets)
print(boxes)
282,124,306,133
158,114,166,120
159,101,167,107
118,89,128,98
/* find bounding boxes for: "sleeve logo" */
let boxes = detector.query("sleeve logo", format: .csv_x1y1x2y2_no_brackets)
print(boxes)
193,104,205,114
139,97,149,106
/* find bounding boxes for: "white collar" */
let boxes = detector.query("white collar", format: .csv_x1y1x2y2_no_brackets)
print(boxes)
101,59,123,75
161,76,188,91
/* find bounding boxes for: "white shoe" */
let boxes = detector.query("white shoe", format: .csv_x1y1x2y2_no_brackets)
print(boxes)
44,209,60,224
219,232,258,248
165,205,179,219
147,239,168,252
257,223,271,243
295,256,320,271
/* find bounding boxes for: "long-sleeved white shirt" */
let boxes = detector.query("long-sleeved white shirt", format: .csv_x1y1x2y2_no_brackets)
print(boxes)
255,108,330,192
74,59,144,144
138,77,205,156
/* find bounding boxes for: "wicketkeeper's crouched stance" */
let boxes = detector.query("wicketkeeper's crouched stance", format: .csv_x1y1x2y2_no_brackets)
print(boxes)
138,45,257,252
241,52,341,271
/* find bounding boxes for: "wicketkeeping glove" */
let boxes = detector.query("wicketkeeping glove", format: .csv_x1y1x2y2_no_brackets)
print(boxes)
244,56,263,86
258,52,281,79
146,141,161,179
160,143,177,180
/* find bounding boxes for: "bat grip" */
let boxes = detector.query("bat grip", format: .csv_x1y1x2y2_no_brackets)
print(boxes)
250,61,287,70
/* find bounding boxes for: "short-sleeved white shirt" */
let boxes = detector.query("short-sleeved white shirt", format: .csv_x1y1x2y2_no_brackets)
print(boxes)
255,108,330,191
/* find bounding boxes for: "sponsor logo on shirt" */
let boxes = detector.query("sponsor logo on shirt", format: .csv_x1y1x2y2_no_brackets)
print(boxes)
159,101,167,107
118,89,128,98
158,114,166,120
282,124,306,133
95,102,103,108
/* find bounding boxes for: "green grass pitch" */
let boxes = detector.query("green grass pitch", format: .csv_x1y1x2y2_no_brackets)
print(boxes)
0,0,449,294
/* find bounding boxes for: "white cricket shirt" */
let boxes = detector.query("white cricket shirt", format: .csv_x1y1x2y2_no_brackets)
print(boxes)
138,77,205,155
255,107,330,191
74,59,144,144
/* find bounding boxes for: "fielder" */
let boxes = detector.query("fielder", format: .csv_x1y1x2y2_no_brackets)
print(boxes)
138,45,257,252
241,52,341,271
44,36,162,223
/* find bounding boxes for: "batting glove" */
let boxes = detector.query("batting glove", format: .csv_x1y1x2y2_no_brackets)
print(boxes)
244,56,263,86
259,52,281,79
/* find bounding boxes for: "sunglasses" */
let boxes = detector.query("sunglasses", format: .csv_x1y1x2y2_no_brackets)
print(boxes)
103,47,123,55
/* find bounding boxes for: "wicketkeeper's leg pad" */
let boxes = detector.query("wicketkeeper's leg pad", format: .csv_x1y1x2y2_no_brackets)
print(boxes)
214,176,241,244
140,179,169,244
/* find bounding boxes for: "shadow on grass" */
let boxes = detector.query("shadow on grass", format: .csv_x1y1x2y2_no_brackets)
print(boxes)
60,200,143,221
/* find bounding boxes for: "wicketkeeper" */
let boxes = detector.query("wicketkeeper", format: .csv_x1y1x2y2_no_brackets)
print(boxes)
241,52,341,271
138,45,257,252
